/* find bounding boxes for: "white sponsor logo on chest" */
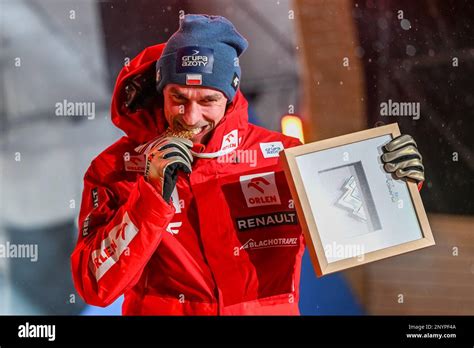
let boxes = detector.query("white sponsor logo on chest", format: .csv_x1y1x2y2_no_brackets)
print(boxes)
240,237,298,250
239,171,281,207
170,187,183,213
259,141,284,158
166,221,182,235
220,129,239,152
167,187,183,235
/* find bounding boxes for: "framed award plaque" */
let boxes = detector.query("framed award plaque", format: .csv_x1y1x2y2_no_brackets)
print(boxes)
281,123,435,277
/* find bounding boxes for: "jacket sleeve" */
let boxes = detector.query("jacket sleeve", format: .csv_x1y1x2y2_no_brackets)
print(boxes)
71,162,175,307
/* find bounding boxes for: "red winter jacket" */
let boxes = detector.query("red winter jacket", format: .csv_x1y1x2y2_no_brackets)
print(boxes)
71,43,305,315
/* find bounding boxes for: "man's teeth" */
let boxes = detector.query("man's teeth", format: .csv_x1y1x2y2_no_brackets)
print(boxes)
192,127,204,134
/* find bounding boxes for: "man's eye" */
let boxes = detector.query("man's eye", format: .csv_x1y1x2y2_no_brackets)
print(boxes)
172,95,185,101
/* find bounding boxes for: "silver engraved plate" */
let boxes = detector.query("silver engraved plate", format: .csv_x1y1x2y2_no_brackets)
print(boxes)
337,176,367,221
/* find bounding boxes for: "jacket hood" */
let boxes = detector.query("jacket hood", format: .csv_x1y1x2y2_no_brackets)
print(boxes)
110,43,249,154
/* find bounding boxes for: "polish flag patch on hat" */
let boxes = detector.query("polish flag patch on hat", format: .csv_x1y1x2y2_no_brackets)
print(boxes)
186,74,202,85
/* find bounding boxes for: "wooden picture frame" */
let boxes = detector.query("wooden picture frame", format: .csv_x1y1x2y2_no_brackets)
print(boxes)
281,123,435,277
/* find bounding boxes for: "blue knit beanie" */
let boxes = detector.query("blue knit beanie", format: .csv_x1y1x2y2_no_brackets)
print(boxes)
156,14,248,103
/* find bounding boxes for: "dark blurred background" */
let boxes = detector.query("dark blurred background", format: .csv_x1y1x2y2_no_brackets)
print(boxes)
356,0,474,214
0,0,472,315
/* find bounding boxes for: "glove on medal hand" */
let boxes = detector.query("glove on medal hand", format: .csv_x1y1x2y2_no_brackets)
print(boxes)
136,136,193,203
381,134,424,182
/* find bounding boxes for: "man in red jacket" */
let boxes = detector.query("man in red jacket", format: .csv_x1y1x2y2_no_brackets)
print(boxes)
71,14,424,315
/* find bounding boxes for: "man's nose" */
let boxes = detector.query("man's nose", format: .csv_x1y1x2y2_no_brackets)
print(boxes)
181,102,202,126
